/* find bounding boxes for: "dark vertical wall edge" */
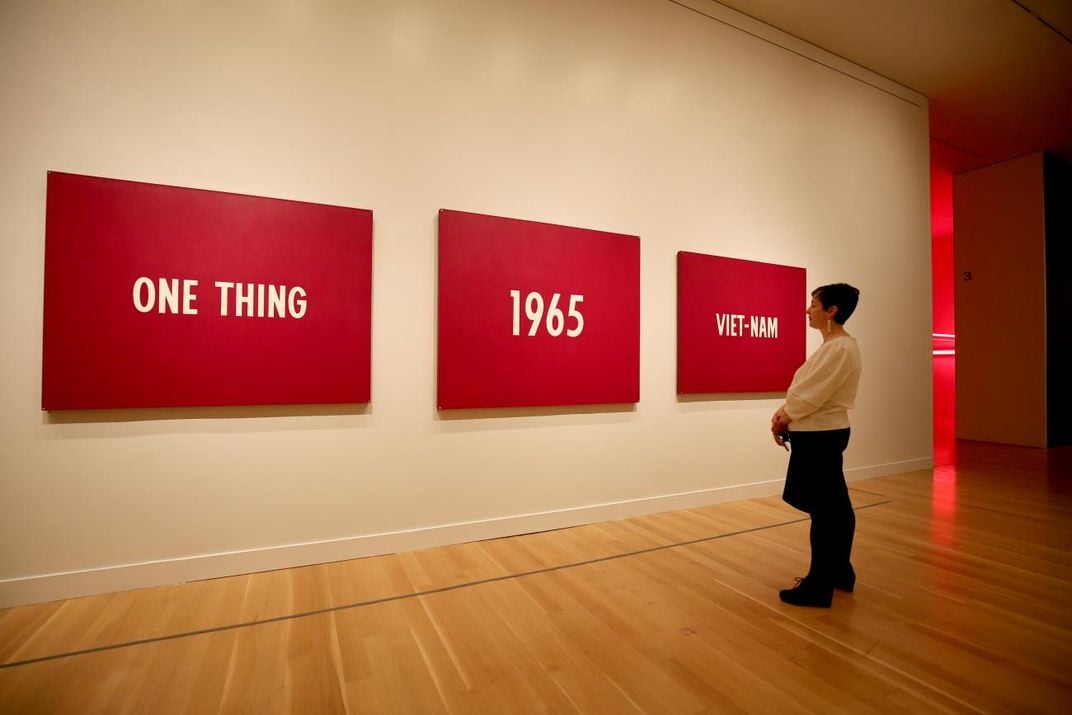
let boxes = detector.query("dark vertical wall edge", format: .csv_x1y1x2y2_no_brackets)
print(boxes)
1044,153,1072,447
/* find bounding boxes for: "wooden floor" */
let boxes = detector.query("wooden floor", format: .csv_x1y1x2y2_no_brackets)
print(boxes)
1,441,1070,713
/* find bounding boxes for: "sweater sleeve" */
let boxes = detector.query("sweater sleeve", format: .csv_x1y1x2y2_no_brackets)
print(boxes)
783,342,855,422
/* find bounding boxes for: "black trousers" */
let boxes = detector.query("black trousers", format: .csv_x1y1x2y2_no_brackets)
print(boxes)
781,429,854,586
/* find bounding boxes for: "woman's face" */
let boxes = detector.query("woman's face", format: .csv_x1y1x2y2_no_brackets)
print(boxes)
806,295,834,330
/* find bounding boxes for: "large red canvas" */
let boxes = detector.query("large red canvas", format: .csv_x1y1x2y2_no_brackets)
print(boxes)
677,252,805,394
438,210,639,409
42,172,372,409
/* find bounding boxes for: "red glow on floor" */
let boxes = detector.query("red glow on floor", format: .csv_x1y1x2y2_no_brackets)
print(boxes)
931,464,958,546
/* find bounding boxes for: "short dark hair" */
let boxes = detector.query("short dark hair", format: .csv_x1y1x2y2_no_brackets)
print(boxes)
812,283,860,324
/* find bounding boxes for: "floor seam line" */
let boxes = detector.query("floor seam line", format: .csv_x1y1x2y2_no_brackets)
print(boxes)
0,500,892,671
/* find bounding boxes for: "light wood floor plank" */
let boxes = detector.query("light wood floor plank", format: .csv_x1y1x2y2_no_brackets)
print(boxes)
1,442,1070,712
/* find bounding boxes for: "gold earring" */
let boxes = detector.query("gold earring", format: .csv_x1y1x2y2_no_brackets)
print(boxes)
826,318,832,332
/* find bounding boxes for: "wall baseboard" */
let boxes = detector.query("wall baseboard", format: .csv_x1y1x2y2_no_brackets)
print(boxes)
0,457,931,608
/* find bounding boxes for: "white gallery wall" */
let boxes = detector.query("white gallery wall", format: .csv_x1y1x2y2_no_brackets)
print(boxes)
0,0,933,607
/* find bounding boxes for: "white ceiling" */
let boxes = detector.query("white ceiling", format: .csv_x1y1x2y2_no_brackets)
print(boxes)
712,0,1072,173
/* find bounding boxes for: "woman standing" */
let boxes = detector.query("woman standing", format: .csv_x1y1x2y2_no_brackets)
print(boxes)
771,283,862,608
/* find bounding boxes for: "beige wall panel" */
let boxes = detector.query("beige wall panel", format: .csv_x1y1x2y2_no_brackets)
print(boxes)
0,0,932,606
954,153,1047,446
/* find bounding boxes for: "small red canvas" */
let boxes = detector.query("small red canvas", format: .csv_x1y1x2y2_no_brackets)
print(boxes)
677,252,805,394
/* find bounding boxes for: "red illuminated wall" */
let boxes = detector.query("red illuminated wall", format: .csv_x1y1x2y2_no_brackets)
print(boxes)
931,156,955,464
931,163,955,338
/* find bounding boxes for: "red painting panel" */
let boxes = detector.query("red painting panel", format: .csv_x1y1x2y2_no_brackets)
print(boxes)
42,172,372,409
677,252,805,394
438,210,639,409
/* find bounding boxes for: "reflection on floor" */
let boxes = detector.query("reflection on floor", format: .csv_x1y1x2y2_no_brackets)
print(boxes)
1,442,1070,712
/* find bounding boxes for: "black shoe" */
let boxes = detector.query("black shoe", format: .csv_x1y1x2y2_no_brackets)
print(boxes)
835,564,856,593
779,577,832,608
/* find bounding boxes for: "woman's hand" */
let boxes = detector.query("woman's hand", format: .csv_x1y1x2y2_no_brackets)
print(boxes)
771,408,792,450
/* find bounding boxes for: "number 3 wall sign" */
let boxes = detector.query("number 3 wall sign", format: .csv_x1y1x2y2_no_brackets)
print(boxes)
437,209,640,409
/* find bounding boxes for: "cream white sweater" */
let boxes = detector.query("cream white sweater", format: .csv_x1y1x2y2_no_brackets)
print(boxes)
784,335,862,431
